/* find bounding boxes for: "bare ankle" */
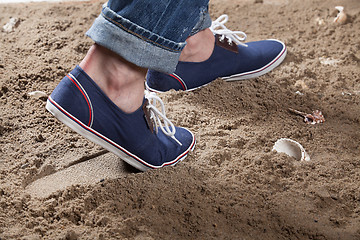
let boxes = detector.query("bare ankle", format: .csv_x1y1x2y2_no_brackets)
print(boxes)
80,44,146,113
179,28,215,62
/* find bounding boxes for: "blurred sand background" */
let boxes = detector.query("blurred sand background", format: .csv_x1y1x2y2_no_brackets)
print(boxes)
0,0,359,239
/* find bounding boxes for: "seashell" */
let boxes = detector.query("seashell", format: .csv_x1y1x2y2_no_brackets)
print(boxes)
273,138,310,161
28,91,47,99
333,6,347,24
2,17,19,33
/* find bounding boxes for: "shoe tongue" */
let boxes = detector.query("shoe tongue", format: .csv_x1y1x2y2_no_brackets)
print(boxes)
215,34,238,53
142,99,155,133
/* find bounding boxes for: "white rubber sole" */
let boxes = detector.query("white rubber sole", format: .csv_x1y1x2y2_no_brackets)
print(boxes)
46,97,195,172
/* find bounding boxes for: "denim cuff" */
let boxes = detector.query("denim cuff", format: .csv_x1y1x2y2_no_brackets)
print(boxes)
86,3,211,73
86,5,184,73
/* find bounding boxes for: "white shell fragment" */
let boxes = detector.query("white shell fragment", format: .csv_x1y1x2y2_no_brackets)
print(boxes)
28,91,47,99
333,6,347,24
319,57,342,66
315,17,325,26
2,17,19,33
273,138,310,161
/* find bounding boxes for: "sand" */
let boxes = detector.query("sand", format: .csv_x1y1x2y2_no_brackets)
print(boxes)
0,0,359,239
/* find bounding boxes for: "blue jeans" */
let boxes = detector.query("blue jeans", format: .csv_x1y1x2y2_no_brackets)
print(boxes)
86,0,211,73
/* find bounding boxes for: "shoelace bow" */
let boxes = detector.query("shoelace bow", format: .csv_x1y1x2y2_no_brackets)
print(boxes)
210,14,248,47
144,90,182,146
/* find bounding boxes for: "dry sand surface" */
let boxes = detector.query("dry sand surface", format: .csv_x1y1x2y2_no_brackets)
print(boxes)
0,0,359,239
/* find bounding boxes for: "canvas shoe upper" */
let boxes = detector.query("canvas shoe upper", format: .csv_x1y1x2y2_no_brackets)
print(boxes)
46,66,195,171
146,15,287,92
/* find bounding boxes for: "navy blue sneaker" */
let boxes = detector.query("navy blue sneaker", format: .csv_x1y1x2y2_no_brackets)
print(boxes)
46,66,195,171
146,15,287,92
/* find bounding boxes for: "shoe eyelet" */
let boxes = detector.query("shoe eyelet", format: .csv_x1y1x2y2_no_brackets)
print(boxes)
218,35,226,43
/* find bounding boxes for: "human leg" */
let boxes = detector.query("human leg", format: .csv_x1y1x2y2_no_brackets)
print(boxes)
78,44,145,113
46,0,211,171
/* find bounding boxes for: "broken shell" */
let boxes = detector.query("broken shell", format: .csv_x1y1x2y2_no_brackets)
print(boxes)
304,110,325,125
272,138,310,161
28,91,47,99
333,6,347,24
288,108,325,125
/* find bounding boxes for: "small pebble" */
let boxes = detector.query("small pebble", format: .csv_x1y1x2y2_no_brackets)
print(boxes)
35,134,45,142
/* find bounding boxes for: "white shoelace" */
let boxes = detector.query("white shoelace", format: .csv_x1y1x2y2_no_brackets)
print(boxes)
210,14,248,47
144,90,182,146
